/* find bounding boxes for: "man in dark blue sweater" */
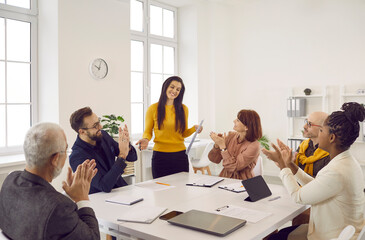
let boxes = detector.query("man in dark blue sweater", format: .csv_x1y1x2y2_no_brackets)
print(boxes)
69,107,137,194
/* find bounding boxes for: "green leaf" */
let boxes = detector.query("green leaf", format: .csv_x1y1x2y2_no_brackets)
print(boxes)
111,125,119,134
117,116,125,122
102,115,111,119
258,135,270,150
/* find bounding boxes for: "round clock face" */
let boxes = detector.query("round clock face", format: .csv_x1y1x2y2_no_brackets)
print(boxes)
89,58,108,79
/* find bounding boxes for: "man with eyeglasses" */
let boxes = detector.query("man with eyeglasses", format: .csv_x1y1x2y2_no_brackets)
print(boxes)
296,112,330,177
0,123,100,240
69,107,137,194
294,111,330,227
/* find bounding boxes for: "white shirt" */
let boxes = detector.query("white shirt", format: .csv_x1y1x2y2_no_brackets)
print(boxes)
280,150,365,240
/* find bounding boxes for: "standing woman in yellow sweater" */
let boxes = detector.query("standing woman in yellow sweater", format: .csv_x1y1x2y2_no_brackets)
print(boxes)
136,76,202,179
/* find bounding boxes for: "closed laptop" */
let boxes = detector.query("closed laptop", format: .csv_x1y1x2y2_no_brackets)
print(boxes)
167,209,246,237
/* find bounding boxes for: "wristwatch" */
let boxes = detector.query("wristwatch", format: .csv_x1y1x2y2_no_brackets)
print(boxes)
117,156,126,163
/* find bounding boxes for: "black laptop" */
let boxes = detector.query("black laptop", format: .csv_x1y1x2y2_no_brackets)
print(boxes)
167,210,246,236
241,175,272,202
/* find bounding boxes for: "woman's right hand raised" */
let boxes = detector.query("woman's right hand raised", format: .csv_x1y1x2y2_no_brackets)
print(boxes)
210,132,226,149
136,138,149,150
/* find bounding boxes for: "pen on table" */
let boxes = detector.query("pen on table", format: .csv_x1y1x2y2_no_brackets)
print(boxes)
155,182,170,186
216,205,229,212
269,196,281,201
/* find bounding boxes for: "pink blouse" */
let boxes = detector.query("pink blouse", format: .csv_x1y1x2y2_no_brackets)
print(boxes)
208,131,260,180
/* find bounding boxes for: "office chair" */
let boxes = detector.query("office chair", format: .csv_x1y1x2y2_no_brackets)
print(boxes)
253,155,263,176
191,141,214,175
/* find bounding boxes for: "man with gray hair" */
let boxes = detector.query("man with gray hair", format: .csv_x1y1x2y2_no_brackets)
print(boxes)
0,123,100,240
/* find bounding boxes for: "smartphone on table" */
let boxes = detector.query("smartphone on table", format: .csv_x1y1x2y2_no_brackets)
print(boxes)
159,210,183,220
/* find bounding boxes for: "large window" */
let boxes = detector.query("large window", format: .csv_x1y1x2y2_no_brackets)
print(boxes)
130,0,177,137
0,0,38,155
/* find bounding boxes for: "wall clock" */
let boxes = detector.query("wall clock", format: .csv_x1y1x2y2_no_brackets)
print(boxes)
89,58,108,79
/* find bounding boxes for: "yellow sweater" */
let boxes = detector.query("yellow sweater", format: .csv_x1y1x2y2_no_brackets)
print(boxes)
142,103,196,152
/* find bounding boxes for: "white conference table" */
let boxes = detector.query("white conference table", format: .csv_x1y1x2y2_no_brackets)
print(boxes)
89,172,308,240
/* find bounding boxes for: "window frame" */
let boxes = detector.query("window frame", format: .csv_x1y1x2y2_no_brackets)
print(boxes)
0,1,38,155
0,0,38,16
148,0,178,43
130,0,178,139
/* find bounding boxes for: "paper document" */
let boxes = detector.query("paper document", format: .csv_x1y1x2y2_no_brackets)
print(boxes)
135,180,176,191
117,205,167,224
218,182,246,193
215,205,271,223
186,120,204,155
105,195,143,205
186,175,224,187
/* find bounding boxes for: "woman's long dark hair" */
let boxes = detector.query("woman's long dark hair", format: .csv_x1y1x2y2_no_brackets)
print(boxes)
325,102,365,151
157,76,186,133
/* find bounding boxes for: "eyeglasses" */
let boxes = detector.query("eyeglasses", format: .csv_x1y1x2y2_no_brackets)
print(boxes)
304,119,322,128
81,118,101,130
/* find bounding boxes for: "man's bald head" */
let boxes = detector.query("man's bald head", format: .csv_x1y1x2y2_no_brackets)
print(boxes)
308,112,328,126
303,111,328,144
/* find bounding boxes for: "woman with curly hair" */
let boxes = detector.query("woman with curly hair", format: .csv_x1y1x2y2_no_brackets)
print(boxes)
263,102,365,240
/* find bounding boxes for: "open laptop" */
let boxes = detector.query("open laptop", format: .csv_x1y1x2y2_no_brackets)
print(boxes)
167,209,246,237
241,175,272,202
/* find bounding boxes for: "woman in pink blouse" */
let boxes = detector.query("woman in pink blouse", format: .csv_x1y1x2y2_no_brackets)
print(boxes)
208,109,262,180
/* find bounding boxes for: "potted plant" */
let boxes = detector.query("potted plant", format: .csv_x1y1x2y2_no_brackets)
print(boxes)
101,114,125,138
258,135,270,150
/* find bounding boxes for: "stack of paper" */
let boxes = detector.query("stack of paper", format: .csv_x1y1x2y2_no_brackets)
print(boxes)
105,195,143,205
117,206,167,224
123,161,135,176
218,182,246,193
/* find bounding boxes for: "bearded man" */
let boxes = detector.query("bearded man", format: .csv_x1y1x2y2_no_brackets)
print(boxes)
69,107,137,194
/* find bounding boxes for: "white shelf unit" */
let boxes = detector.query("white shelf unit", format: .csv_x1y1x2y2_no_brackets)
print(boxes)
340,85,365,144
288,86,328,140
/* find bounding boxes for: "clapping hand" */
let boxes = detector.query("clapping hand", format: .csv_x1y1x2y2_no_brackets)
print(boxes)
210,132,226,149
118,125,130,158
261,139,292,170
62,159,97,202
276,139,296,166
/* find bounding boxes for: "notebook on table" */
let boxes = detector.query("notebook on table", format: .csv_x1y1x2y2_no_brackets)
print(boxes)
167,209,246,237
105,195,144,205
241,175,272,202
117,206,167,224
186,176,224,187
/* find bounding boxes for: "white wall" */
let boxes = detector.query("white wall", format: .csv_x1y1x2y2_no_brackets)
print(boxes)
50,0,131,191
179,1,236,136
178,4,199,127
38,0,59,123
